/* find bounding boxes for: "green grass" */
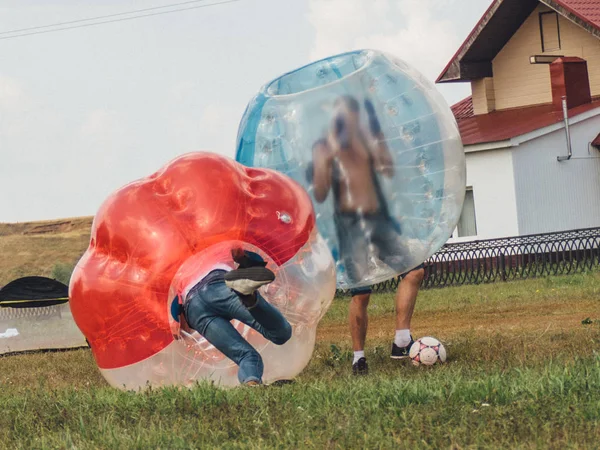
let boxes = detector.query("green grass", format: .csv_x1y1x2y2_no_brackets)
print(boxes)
1,272,599,449
1,343,599,449
326,270,600,324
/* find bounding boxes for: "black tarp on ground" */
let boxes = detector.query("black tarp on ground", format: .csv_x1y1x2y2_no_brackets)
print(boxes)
0,276,87,355
0,276,69,308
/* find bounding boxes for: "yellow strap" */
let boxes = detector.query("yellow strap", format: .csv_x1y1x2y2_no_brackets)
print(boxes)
0,297,69,305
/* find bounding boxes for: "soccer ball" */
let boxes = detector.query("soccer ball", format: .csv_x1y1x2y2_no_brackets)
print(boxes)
409,337,447,366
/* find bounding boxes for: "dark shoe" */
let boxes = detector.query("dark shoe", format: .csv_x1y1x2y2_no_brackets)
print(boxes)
226,248,275,307
391,337,414,360
224,266,275,297
352,357,368,376
231,248,268,269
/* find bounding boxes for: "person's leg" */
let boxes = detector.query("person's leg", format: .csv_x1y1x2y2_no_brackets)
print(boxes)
391,266,425,358
370,216,425,358
395,267,425,330
227,289,292,346
349,288,371,352
371,215,410,274
335,214,369,286
204,278,291,346
336,214,371,374
201,316,265,385
184,281,264,385
349,286,371,375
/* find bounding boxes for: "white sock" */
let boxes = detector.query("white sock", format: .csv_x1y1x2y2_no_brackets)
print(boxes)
353,350,365,364
394,329,411,348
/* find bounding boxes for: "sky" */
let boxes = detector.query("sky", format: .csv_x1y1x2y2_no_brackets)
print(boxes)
0,0,491,222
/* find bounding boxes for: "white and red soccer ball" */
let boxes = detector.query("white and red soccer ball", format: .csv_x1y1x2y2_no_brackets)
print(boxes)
409,337,447,366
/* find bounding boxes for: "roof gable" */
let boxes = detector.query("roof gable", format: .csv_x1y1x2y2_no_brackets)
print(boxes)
438,0,600,83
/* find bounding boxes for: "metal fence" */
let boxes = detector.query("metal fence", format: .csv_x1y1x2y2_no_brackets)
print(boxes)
346,227,600,294
0,304,63,321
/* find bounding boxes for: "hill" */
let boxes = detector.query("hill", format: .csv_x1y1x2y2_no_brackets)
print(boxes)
0,217,93,286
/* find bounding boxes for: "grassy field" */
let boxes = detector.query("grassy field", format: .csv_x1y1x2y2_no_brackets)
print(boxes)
1,271,599,449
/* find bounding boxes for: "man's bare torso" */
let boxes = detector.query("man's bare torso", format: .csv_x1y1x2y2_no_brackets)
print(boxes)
328,132,380,214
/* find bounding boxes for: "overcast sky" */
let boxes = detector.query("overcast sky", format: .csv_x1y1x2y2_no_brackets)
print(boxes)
0,0,491,222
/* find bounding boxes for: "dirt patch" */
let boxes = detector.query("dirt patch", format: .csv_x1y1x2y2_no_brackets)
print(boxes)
24,221,78,235
317,298,599,344
0,217,93,237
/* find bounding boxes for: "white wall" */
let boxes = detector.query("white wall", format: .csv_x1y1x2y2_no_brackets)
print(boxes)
512,113,600,235
446,110,600,245
448,147,519,242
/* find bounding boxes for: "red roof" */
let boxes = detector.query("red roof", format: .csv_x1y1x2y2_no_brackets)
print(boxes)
451,97,600,145
451,96,474,120
553,0,600,29
592,132,600,147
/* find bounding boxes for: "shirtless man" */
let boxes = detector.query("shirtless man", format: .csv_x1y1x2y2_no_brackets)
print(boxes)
310,95,425,375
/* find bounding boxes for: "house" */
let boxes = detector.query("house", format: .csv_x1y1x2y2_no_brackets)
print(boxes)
437,0,600,241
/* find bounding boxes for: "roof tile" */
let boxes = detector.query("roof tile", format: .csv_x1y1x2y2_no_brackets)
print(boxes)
555,0,600,29
451,97,600,145
451,96,474,120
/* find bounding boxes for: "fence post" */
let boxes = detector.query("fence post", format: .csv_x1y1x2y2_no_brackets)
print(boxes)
499,252,506,281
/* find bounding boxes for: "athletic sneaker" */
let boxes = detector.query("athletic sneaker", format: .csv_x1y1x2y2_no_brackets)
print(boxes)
352,357,369,376
391,337,414,360
224,266,275,296
225,248,275,307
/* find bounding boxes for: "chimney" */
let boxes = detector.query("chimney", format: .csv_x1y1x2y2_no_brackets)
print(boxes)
471,78,496,115
550,57,591,110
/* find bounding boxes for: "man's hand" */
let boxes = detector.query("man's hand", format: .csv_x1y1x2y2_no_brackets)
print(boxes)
311,139,335,203
318,137,339,162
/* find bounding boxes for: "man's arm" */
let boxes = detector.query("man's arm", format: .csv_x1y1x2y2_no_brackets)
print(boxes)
372,132,394,178
311,139,334,203
364,99,394,178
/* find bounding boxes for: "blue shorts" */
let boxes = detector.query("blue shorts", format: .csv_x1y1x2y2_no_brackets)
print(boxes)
335,212,406,284
349,263,425,296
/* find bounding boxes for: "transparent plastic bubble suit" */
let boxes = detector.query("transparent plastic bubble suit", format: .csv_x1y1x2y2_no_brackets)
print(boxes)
236,50,466,289
69,152,336,390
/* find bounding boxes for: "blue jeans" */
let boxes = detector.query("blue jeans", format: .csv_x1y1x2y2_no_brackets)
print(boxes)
183,273,292,384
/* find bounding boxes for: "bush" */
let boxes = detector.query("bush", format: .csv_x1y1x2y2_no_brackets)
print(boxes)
51,262,74,285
